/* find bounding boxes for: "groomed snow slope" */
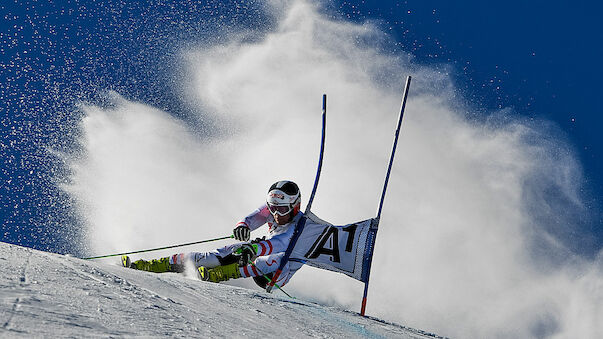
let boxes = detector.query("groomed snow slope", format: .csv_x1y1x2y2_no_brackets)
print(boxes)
0,243,443,338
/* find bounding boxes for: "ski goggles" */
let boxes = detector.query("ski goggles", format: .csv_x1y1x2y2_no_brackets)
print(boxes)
268,203,292,216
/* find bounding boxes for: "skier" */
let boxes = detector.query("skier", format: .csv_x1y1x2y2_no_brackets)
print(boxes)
122,180,304,288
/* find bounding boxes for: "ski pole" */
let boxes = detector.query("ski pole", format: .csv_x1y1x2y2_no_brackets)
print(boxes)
247,260,294,299
82,235,234,260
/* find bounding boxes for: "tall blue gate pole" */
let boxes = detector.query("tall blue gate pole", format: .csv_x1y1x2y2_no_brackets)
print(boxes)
361,76,412,316
265,94,327,293
306,94,327,212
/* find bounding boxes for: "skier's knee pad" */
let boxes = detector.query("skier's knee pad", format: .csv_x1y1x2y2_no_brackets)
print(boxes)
190,252,221,268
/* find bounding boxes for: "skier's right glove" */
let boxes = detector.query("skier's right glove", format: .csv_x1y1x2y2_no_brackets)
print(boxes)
251,236,266,244
234,243,258,266
233,224,250,241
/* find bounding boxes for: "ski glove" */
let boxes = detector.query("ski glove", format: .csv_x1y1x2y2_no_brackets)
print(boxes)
234,243,258,266
251,236,266,244
233,225,251,241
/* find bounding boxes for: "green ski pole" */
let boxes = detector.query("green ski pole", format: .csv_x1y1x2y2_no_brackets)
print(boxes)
83,235,234,260
247,260,294,299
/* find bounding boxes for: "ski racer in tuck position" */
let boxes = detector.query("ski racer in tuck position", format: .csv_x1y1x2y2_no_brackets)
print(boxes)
122,180,304,288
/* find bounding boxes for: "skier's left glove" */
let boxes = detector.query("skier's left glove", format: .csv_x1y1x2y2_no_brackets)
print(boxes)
234,243,258,266
233,224,251,241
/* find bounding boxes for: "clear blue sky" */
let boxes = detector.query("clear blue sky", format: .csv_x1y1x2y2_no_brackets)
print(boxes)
1,0,601,254
335,1,603,245
335,0,602,192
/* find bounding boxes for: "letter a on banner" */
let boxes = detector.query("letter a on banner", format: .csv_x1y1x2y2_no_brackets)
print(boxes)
289,212,377,282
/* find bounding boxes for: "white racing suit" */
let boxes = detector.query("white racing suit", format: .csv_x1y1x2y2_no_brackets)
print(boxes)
170,204,304,287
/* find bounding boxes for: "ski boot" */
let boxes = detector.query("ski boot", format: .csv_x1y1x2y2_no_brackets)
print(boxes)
198,263,241,282
121,255,131,268
121,255,184,273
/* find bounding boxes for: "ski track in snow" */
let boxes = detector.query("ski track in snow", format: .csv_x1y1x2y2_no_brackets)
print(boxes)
0,243,445,338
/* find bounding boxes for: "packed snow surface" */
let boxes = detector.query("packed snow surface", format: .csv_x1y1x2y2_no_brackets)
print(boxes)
0,242,443,338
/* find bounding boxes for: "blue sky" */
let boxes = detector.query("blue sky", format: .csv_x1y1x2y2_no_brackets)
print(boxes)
1,0,601,254
335,0,603,239
335,1,602,191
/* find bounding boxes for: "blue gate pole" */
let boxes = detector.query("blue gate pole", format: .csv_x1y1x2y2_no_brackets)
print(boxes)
266,94,327,293
361,76,412,316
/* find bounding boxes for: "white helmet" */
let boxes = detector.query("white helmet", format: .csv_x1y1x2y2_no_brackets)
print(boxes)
266,181,301,217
